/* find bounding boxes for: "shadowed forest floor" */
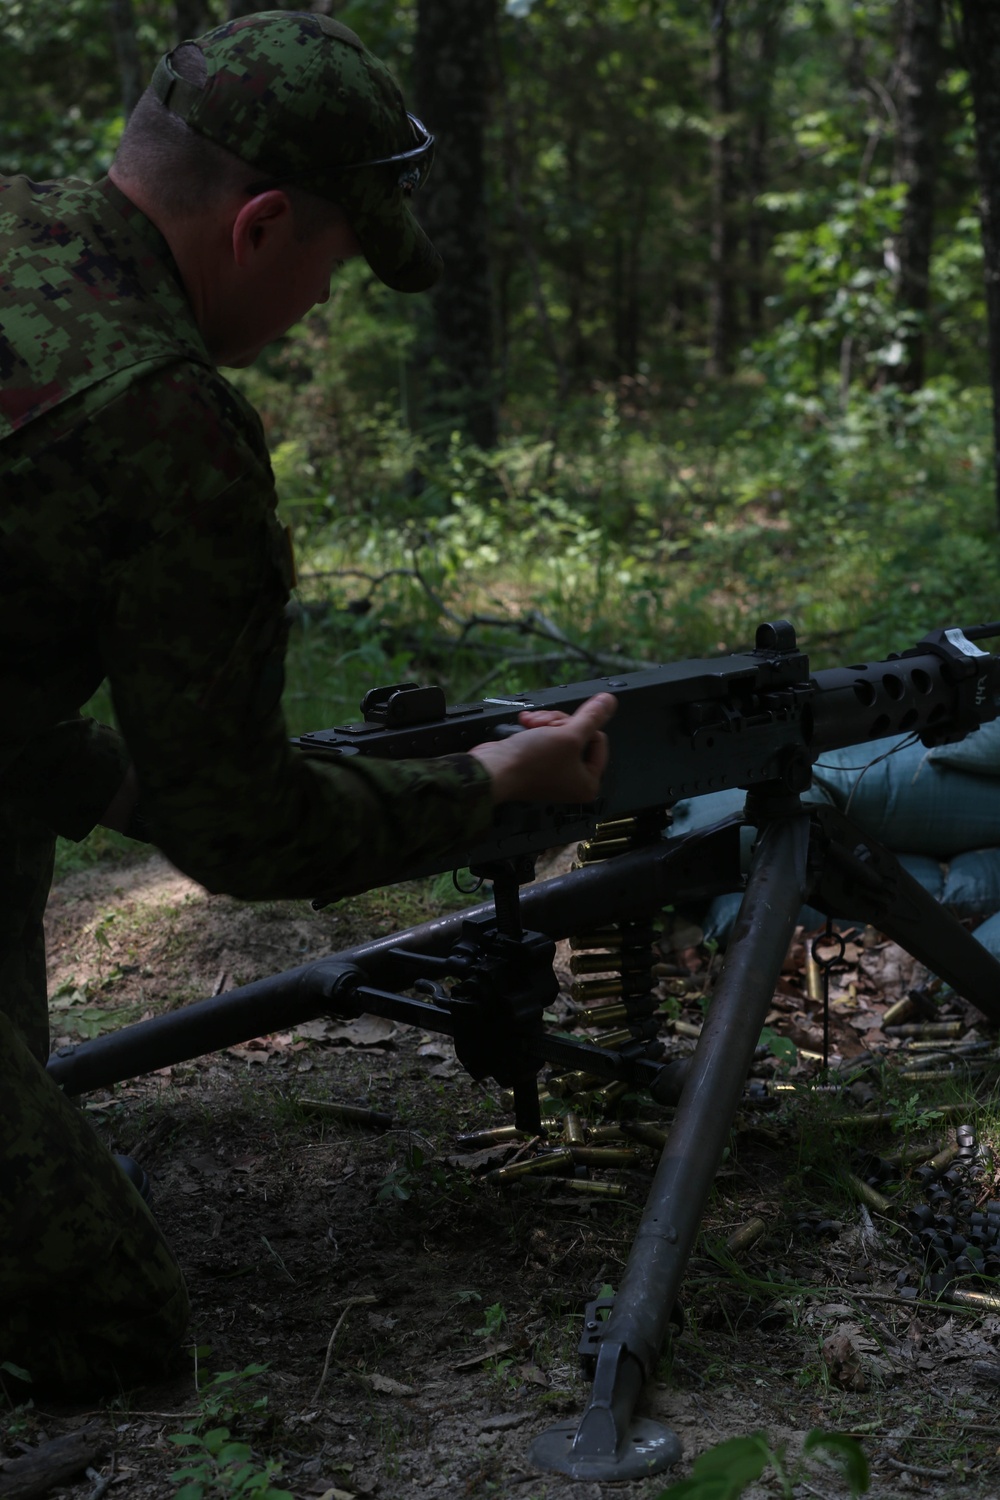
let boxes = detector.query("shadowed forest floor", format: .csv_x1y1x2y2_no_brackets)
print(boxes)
4,852,1000,1499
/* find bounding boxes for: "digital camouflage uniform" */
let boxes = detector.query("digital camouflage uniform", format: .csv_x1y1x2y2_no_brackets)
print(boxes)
0,15,490,1390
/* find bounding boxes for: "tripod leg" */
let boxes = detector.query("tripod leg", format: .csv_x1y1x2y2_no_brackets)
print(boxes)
811,804,1000,1026
529,810,811,1481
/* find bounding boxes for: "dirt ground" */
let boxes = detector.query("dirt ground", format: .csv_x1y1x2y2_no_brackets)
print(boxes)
5,850,1000,1499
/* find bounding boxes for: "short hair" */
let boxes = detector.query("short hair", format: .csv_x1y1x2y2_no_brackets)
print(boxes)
112,43,345,240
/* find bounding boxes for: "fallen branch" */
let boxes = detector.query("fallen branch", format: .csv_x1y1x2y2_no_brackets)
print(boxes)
0,1426,105,1500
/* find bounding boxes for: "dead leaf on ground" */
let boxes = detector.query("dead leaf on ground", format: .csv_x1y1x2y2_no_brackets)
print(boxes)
367,1372,418,1396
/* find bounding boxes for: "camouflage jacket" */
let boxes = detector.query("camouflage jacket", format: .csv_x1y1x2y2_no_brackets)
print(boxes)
0,175,491,898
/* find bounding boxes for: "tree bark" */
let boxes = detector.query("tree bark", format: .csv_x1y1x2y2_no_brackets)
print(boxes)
892,0,943,391
413,0,499,449
958,0,1000,524
707,0,740,376
744,0,786,338
107,0,143,120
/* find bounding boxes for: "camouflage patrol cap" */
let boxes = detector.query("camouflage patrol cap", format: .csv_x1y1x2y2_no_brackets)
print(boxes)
150,10,441,293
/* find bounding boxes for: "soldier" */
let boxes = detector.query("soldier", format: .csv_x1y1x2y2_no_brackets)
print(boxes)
0,12,614,1392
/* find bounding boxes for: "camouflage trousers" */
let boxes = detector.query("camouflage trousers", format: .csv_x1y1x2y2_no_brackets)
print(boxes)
0,780,190,1394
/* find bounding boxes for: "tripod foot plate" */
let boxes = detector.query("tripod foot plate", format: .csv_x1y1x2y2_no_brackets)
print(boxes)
528,1417,682,1480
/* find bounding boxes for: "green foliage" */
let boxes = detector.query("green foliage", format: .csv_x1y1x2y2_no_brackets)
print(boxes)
167,1363,288,1500
474,1302,508,1340
759,1025,797,1070
169,1427,292,1500
655,1428,869,1499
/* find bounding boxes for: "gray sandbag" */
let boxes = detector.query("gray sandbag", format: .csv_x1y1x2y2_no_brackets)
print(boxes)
700,851,946,948
941,849,1000,917
810,736,1000,856
971,909,1000,964
927,718,1000,777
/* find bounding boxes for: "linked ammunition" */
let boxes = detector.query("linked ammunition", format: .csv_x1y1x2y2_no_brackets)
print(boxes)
577,837,633,862
572,1003,630,1027
572,978,625,1002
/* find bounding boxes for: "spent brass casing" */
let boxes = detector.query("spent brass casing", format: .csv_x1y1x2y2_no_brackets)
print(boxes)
570,1147,638,1168
488,1149,574,1183
499,1083,550,1108
456,1123,560,1149
845,1173,893,1212
546,1071,604,1097
929,1142,960,1173
805,955,823,1004
563,1111,586,1145
898,1066,990,1082
672,1020,703,1040
588,1125,628,1143
553,1179,627,1198
882,994,916,1027
300,1100,393,1130
886,1021,964,1039
947,1287,1000,1313
725,1217,767,1257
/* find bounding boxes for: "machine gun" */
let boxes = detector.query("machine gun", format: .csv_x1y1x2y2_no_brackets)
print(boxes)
48,621,1000,1482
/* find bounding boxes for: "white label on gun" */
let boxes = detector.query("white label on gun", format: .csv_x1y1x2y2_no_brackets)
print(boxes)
483,696,536,707
945,628,988,658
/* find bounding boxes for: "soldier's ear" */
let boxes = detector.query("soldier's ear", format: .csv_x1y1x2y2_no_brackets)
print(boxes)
231,190,295,269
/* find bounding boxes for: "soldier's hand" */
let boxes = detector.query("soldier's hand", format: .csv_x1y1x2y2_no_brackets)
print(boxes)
468,693,616,804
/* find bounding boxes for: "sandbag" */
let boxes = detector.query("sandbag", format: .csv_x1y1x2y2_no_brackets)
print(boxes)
700,852,946,947
971,909,1000,965
810,736,1000,856
928,718,1000,778
941,849,1000,917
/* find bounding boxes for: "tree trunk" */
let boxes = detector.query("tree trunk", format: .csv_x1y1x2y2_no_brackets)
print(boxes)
958,0,1000,524
413,0,499,449
707,0,740,377
892,0,943,391
107,0,143,120
744,0,785,338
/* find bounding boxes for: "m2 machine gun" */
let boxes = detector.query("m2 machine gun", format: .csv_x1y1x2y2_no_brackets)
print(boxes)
49,622,1000,1481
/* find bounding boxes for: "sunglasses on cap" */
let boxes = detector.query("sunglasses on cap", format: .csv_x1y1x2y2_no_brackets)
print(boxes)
335,114,435,195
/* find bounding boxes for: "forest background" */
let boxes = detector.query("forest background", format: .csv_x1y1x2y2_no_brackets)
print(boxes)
5,0,1000,742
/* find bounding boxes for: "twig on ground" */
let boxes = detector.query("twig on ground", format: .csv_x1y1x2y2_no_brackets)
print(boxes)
885,1456,955,1480
85,1462,113,1500
314,1295,378,1402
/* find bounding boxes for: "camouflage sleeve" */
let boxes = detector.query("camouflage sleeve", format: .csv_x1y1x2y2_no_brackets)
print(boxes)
3,718,130,842
100,365,493,900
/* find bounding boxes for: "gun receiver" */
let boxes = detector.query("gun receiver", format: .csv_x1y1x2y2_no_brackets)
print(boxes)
293,620,1000,877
